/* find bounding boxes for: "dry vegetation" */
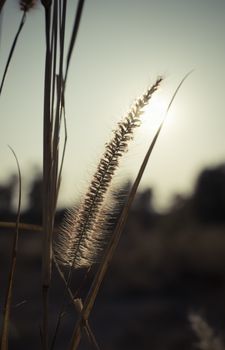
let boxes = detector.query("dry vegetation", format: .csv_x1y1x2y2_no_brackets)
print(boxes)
0,1,224,350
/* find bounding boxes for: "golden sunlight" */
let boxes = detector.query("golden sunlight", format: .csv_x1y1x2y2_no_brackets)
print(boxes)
141,91,170,133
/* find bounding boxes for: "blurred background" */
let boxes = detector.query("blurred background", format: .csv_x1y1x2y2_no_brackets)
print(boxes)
0,0,225,349
1,165,225,349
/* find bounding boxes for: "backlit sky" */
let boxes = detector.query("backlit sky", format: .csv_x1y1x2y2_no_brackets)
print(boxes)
0,0,225,211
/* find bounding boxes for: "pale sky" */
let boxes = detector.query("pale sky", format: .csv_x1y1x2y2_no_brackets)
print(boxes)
0,0,225,211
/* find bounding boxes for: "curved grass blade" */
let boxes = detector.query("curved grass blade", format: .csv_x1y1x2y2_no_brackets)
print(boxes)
0,12,26,96
0,146,21,350
64,0,85,83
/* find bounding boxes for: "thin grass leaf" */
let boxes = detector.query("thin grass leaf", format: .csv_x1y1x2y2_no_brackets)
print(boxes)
0,147,21,350
50,0,68,220
50,0,58,125
64,0,85,83
42,2,53,348
56,0,85,199
0,11,26,96
0,221,43,231
40,1,78,347
68,72,193,350
55,0,85,198
56,102,67,200
55,0,85,204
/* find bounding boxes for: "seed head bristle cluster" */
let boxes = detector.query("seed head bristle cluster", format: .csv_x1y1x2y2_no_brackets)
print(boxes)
55,77,163,268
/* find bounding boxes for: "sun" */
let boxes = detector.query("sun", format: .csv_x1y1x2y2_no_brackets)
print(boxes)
141,91,169,132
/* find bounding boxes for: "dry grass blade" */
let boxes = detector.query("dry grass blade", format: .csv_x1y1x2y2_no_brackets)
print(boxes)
0,11,26,96
56,0,85,196
41,1,86,347
68,72,193,350
42,2,54,348
50,0,58,125
0,221,43,232
56,105,67,198
55,0,85,203
65,0,85,82
48,2,90,346
51,0,67,212
0,146,21,350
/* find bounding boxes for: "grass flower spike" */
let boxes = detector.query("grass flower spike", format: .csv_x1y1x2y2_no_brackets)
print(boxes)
55,77,163,269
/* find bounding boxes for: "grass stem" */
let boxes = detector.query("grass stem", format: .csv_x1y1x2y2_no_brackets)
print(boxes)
0,147,21,350
0,11,26,96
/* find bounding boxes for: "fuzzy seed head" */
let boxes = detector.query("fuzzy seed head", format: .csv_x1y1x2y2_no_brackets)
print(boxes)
54,77,163,269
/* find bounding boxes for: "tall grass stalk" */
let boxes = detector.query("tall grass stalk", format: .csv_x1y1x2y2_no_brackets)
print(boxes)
0,221,43,231
0,147,21,350
0,1,87,347
41,1,85,347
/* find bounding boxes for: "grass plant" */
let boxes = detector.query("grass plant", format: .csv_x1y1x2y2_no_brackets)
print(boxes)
0,1,195,349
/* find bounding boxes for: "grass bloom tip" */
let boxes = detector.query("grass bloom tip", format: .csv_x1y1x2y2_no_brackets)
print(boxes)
54,76,163,269
19,0,36,12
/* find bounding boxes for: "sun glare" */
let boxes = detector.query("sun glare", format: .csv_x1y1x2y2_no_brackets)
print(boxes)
141,92,169,133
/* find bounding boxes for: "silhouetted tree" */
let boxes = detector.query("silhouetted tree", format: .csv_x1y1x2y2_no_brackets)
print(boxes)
27,174,43,214
134,188,154,213
193,164,225,223
0,174,17,212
